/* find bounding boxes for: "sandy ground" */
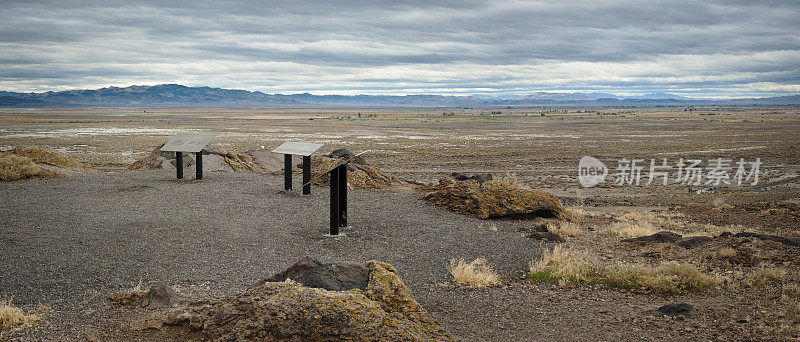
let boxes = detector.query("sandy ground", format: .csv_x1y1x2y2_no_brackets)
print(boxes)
2,170,794,341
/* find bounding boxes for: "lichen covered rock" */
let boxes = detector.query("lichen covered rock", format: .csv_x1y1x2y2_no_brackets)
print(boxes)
165,261,451,341
309,150,400,189
127,144,265,173
423,178,565,219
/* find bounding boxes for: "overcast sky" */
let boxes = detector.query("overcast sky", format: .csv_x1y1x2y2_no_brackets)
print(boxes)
1,0,798,98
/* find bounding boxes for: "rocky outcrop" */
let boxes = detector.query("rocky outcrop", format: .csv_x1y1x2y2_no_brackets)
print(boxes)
164,260,451,341
253,256,370,291
126,144,269,173
309,148,400,189
423,178,565,219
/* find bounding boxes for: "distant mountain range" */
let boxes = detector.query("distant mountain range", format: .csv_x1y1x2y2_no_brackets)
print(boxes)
0,84,797,108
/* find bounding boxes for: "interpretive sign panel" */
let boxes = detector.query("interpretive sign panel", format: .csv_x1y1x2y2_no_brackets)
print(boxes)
272,142,323,156
161,132,218,153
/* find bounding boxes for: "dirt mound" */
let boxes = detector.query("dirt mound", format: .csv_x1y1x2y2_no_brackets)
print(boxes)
126,144,266,174
0,147,88,180
162,260,450,341
309,149,401,189
423,177,565,219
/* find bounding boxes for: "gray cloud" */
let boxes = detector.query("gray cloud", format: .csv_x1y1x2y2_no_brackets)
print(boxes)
0,0,798,97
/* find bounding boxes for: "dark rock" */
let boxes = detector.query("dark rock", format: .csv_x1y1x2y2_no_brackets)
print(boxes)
650,303,697,318
527,231,566,243
734,232,800,247
451,172,493,183
622,231,683,243
328,148,355,160
718,232,734,238
676,236,714,249
255,256,370,291
142,285,180,308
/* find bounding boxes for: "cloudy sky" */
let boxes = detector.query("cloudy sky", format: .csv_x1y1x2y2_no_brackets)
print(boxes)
1,0,798,98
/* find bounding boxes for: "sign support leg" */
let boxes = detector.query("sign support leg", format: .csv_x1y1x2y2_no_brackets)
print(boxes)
195,152,203,180
176,152,183,179
284,154,292,191
338,164,347,227
329,166,339,236
302,155,311,195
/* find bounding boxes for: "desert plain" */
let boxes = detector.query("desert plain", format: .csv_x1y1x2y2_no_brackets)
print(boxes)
1,106,800,341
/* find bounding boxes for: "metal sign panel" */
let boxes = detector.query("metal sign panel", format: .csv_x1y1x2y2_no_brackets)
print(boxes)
160,132,218,152
272,142,323,156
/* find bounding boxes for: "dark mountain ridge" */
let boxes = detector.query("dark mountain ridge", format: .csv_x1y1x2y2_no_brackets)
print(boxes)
0,84,797,108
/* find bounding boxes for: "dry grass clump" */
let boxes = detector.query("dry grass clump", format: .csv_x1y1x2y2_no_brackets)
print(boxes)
448,258,501,288
560,207,593,222
744,265,788,288
0,154,41,181
529,246,724,294
0,298,41,330
529,245,596,283
716,247,738,258
7,147,80,169
548,221,583,237
604,210,744,238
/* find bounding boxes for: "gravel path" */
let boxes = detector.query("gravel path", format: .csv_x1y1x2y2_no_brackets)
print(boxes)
1,170,548,340
2,171,764,341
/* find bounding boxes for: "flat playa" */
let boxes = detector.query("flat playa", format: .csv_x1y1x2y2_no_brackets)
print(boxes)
1,106,799,340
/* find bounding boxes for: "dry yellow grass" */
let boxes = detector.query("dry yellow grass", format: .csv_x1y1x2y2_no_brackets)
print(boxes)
0,298,41,330
530,246,724,294
744,265,788,288
560,207,593,222
0,154,41,181
448,258,501,288
604,210,745,238
547,221,582,237
717,247,737,258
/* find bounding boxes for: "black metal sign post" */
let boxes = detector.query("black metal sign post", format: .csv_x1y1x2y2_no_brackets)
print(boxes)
176,152,184,179
272,142,323,195
329,166,340,236
284,154,292,191
303,155,311,195
195,152,203,180
161,132,217,181
328,164,348,236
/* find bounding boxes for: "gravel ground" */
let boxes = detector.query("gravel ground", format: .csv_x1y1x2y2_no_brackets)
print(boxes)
1,170,546,340
1,171,779,341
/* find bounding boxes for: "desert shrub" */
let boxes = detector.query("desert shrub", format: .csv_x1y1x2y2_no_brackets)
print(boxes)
717,247,737,258
604,210,745,238
8,147,80,168
529,245,596,283
0,298,40,330
449,258,501,288
548,221,583,237
744,265,788,288
560,207,593,222
530,246,723,294
0,154,41,181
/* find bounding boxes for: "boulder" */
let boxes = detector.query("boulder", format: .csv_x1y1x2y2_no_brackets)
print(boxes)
142,285,180,308
254,256,370,291
165,260,451,341
423,178,565,219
